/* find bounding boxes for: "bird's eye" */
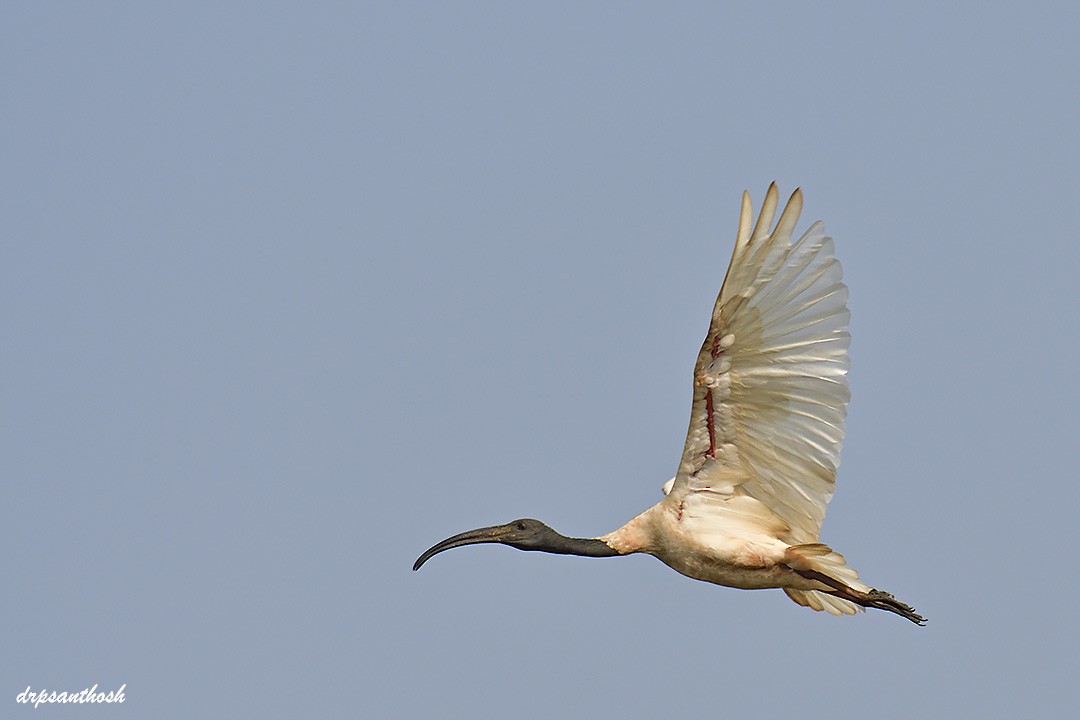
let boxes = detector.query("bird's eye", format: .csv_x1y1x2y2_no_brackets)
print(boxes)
516,522,527,531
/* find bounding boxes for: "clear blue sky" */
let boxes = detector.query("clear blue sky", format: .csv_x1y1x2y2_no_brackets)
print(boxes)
4,3,1079,717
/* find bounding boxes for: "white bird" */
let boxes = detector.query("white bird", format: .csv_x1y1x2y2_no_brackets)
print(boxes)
414,184,924,625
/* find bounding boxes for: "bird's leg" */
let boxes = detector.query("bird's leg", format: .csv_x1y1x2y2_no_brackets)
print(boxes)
793,567,926,625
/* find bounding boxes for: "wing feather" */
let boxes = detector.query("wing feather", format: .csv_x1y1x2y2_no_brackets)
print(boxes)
672,184,850,542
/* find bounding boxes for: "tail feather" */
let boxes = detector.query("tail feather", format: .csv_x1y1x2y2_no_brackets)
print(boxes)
784,588,861,616
785,542,871,593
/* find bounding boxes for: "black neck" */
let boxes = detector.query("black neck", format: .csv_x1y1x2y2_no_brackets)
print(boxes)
537,534,621,558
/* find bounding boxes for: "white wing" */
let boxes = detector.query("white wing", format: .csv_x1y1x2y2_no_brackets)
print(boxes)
670,184,850,543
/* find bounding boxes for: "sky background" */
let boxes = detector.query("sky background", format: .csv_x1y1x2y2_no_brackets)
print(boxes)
4,2,1079,717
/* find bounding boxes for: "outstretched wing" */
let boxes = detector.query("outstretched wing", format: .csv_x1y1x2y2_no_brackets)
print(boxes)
671,184,850,543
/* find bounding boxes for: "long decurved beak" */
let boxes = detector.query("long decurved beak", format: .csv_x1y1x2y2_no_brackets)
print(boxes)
412,524,511,571
412,526,518,569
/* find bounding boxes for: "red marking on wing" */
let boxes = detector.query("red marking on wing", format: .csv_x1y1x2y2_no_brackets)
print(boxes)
710,332,723,358
703,330,727,460
704,389,716,458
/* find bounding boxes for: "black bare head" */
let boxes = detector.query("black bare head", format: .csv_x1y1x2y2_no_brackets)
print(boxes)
412,518,619,571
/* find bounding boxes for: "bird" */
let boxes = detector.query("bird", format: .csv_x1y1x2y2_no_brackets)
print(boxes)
413,183,925,625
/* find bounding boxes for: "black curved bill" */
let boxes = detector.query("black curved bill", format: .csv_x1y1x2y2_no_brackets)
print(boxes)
412,524,510,571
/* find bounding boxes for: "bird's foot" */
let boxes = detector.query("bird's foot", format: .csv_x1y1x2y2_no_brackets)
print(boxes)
868,588,926,626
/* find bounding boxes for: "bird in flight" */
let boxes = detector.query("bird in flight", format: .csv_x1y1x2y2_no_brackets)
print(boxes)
414,184,924,625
